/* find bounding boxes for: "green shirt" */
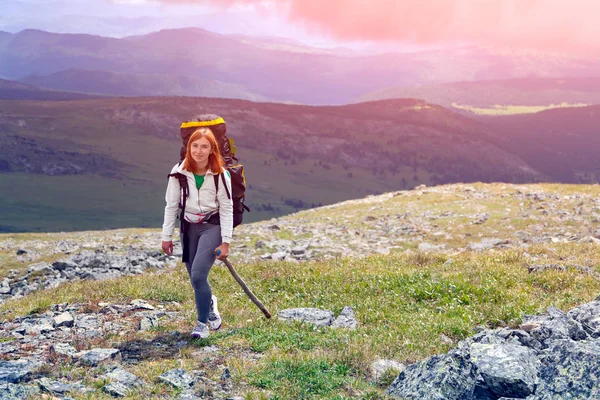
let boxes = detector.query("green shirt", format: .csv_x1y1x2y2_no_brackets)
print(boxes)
193,174,205,190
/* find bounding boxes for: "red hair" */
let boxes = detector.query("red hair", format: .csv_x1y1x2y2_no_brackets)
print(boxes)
183,127,225,174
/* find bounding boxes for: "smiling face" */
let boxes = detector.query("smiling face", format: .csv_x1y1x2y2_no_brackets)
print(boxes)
189,136,212,167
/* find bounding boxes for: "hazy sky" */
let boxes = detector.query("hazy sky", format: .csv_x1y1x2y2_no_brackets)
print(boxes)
3,0,600,55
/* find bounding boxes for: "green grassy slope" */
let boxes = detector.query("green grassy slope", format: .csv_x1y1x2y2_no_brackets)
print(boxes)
0,97,540,232
1,183,599,399
358,77,600,115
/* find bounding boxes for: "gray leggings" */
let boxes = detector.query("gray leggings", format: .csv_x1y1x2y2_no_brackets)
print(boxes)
183,223,222,323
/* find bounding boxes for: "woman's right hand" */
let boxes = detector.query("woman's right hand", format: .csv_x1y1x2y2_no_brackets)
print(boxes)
162,241,173,256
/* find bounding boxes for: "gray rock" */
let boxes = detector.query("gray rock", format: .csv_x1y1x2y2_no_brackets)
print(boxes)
26,262,52,274
291,245,308,255
74,348,121,367
157,368,195,389
0,383,40,399
179,390,202,400
53,311,74,328
469,343,540,398
532,339,600,399
103,366,145,388
371,359,406,383
531,306,588,347
49,343,78,357
519,315,549,333
51,260,78,271
331,306,358,330
37,377,81,396
271,251,288,261
12,318,55,335
418,242,445,252
386,351,487,400
468,238,508,251
568,300,600,337
76,315,100,330
221,367,231,380
103,381,129,397
130,299,155,310
0,278,11,295
139,316,159,331
278,308,335,327
0,360,40,383
87,271,122,281
471,213,489,224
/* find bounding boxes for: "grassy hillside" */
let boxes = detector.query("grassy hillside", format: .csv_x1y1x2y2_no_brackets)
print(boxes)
0,97,540,233
1,183,599,399
484,105,600,183
358,77,600,115
0,77,100,100
19,69,268,101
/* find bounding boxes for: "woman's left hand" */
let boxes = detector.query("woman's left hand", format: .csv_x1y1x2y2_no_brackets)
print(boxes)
215,243,230,260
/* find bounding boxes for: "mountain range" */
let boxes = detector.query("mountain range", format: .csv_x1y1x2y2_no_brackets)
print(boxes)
2,28,600,233
3,29,600,104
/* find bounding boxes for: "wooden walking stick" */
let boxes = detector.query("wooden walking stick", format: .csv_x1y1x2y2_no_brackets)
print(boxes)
215,250,272,319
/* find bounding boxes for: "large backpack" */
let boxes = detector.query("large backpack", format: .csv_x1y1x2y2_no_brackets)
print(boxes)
169,114,249,229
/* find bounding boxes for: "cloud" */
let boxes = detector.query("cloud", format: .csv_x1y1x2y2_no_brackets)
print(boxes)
151,0,600,54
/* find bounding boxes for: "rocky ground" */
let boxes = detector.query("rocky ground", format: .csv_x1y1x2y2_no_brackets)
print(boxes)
1,183,600,399
387,297,600,400
0,297,254,399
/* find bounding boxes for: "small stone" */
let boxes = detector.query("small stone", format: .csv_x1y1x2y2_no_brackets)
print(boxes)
49,343,77,357
37,378,76,396
26,262,52,274
440,334,453,345
179,391,201,400
103,366,144,389
156,368,194,389
0,360,40,383
139,316,159,331
74,349,121,367
418,242,444,252
519,322,542,332
103,381,129,397
0,382,41,399
278,308,335,327
271,251,287,261
130,299,155,310
331,306,358,330
53,312,74,328
371,359,406,383
221,368,231,381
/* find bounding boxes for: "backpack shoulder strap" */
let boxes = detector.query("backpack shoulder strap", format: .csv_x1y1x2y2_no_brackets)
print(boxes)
168,171,189,222
214,172,231,199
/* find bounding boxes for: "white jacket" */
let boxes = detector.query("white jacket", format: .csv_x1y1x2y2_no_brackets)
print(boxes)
161,161,233,243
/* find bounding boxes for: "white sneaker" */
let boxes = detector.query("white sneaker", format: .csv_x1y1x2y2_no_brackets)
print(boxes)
191,321,209,339
208,295,222,330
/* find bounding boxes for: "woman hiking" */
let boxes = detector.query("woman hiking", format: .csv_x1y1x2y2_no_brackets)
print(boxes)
161,127,233,339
